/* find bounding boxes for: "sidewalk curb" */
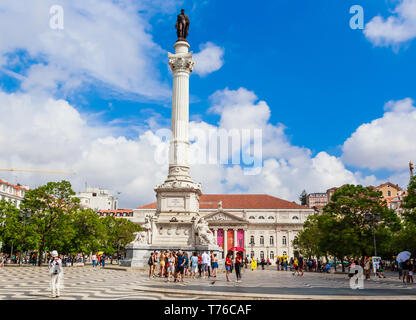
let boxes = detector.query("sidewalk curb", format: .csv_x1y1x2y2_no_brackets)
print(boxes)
133,285,416,300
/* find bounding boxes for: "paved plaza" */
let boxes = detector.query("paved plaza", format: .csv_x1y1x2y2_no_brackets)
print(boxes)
1,266,416,300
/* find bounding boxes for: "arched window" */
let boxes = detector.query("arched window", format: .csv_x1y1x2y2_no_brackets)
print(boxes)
250,251,255,258
259,216,265,219
250,235,255,245
260,236,264,245
270,236,274,245
283,251,287,255
388,190,391,197
282,236,287,245
268,216,274,220
270,251,274,260
249,216,255,220
292,216,299,220
260,251,264,259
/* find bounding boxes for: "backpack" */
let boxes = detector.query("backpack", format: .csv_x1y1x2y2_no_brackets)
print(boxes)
50,261,61,275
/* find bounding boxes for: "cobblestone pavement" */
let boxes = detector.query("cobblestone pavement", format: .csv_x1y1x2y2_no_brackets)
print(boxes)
0,266,415,300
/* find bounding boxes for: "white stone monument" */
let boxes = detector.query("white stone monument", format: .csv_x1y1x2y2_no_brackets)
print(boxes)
122,13,223,267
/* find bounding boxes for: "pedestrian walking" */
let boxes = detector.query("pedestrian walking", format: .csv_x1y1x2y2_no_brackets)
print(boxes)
363,256,371,279
148,252,155,278
166,252,175,282
251,258,257,271
91,253,97,268
197,252,202,278
403,260,411,283
201,251,210,278
48,250,63,298
175,250,186,283
190,252,198,279
298,254,304,276
159,250,166,278
225,253,232,282
211,254,218,277
235,252,243,282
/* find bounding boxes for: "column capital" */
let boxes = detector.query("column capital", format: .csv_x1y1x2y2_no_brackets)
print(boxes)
168,52,194,73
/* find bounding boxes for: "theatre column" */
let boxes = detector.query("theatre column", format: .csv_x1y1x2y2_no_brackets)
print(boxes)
234,229,237,247
224,228,228,254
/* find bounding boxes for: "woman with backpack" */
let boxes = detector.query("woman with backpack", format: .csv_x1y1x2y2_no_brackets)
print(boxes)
48,250,63,298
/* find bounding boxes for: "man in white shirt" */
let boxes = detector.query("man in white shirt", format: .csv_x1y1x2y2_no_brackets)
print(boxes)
201,251,210,278
48,250,63,298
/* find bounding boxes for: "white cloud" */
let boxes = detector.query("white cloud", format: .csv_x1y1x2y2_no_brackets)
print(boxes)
0,0,175,99
193,42,224,76
191,88,375,201
364,0,416,47
342,98,416,171
0,86,378,208
0,89,168,207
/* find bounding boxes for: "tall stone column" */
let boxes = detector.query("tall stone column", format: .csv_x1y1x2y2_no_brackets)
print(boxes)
234,229,237,247
154,40,201,223
166,41,195,183
214,229,218,245
224,228,228,255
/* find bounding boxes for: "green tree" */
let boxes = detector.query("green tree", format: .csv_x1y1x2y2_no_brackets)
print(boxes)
64,208,105,264
0,200,24,256
323,184,400,259
393,175,416,257
299,190,308,206
294,215,324,259
21,180,79,265
101,216,140,262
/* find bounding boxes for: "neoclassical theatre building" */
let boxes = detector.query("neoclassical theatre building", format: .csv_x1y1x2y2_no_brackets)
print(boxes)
105,194,314,264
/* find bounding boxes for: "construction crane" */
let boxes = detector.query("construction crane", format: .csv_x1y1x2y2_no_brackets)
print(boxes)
0,168,76,175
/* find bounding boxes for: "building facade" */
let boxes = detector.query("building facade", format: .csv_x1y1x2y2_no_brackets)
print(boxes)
306,193,328,209
0,179,29,208
127,194,314,264
75,187,118,211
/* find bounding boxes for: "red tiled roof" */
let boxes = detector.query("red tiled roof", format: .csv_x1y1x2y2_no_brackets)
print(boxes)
99,209,133,213
0,179,29,196
137,194,308,210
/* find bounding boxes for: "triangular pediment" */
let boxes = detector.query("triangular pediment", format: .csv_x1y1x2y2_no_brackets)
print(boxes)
204,210,246,222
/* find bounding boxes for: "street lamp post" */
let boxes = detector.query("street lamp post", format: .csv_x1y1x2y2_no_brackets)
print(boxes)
365,212,380,257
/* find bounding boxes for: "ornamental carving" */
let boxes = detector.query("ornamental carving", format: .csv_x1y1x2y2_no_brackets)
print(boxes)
209,213,232,221
168,53,194,73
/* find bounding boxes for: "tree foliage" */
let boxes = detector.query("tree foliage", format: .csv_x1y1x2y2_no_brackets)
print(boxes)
295,184,401,265
0,180,140,265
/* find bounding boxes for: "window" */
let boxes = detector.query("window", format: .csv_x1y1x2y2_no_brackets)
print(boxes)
92,193,97,197
259,216,265,219
388,190,391,197
250,251,255,258
270,236,274,245
283,251,287,255
292,216,299,220
260,236,264,245
260,251,264,259
250,235,255,245
282,236,287,246
268,216,274,220
270,251,274,260
249,216,255,220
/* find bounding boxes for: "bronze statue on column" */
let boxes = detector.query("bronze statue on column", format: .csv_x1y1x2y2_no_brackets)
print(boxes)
175,9,190,42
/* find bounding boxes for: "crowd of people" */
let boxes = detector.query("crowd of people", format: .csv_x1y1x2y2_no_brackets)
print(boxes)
148,250,247,282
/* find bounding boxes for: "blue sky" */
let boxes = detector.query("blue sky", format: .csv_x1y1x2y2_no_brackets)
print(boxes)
0,0,415,207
